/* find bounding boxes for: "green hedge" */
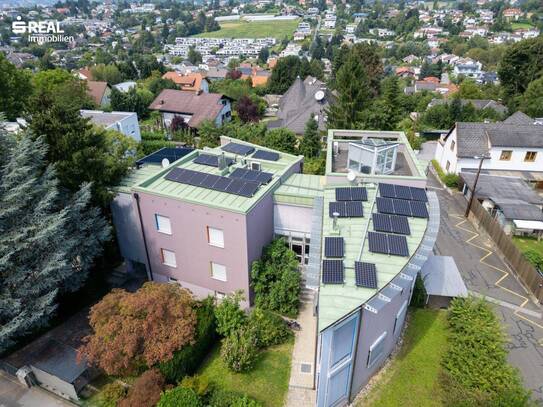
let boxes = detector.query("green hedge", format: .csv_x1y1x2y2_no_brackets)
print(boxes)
159,297,217,383
139,140,175,156
441,297,532,406
432,159,460,188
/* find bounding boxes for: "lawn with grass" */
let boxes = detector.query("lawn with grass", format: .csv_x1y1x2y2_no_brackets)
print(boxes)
511,22,534,30
512,235,543,255
194,19,299,40
357,309,448,407
198,339,294,407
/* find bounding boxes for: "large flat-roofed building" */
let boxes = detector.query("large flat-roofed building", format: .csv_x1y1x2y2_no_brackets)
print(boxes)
111,129,439,406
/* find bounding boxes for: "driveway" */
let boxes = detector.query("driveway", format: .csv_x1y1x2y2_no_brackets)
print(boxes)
0,372,74,407
428,172,543,402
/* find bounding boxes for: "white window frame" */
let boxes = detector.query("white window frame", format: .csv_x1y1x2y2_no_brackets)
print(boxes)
155,214,172,235
393,301,408,336
211,262,227,281
161,248,177,268
207,226,224,248
367,331,387,368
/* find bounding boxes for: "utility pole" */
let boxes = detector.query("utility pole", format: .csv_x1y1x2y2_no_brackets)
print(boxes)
464,155,489,218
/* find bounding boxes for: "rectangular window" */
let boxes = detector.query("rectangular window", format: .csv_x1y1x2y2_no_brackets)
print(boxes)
525,151,537,162
393,301,408,336
168,277,178,283
450,140,455,151
155,214,172,235
207,227,224,248
367,331,387,368
446,161,451,171
161,249,177,267
500,150,512,161
211,262,227,281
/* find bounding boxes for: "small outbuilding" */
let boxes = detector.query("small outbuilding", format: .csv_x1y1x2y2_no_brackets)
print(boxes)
420,255,468,308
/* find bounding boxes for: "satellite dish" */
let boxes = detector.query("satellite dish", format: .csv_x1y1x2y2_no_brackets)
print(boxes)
161,158,170,168
347,170,356,182
314,90,325,101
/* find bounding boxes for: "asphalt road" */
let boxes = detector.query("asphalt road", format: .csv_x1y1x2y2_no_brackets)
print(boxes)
428,171,543,402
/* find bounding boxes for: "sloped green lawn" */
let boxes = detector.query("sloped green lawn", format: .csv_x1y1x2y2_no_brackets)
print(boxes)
198,339,294,407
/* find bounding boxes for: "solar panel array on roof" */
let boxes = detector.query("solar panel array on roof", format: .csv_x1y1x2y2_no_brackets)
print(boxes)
193,153,234,168
324,237,344,258
322,260,344,284
165,168,260,197
355,262,378,289
136,147,194,166
375,197,429,218
335,187,368,201
372,213,411,235
252,149,280,161
328,201,364,218
379,183,428,202
229,167,273,185
221,142,255,155
368,231,409,257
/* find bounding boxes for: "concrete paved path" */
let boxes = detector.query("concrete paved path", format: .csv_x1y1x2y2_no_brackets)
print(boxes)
0,372,75,407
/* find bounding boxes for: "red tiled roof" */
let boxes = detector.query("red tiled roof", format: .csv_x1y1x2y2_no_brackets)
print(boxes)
148,89,226,128
86,81,108,105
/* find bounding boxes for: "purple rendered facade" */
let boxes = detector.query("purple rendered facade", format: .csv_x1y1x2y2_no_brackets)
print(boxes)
135,191,274,306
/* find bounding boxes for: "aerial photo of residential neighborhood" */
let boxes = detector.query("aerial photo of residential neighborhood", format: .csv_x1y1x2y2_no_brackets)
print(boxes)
0,0,543,405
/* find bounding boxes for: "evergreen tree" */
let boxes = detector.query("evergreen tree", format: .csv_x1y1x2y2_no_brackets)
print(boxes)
299,117,321,158
326,55,371,129
0,130,110,352
381,76,402,130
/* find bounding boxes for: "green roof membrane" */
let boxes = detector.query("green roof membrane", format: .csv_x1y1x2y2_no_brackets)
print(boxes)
318,186,428,331
273,173,324,206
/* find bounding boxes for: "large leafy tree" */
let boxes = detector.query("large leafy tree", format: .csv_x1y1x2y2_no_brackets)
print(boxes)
251,239,300,317
236,95,261,123
32,68,94,110
28,91,137,206
264,128,298,155
0,129,110,353
519,77,543,118
78,282,197,375
299,116,321,158
0,53,33,120
326,54,372,130
498,37,543,105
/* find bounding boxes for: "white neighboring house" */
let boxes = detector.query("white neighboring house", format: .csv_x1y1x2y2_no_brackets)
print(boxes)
80,110,141,142
434,112,543,180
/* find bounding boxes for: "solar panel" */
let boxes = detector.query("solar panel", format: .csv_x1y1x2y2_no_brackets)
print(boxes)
345,201,364,217
395,185,412,200
238,181,260,197
213,177,232,191
351,187,368,201
322,260,344,284
252,149,280,161
392,199,412,216
225,178,245,194
255,171,273,184
388,234,409,256
410,187,428,202
229,168,273,185
222,142,255,155
324,237,344,258
376,197,394,214
230,168,248,179
187,171,206,186
355,262,378,289
136,147,194,166
335,187,352,201
368,231,389,255
410,201,429,218
373,213,392,233
329,202,345,217
199,174,219,187
379,183,396,198
390,215,411,235
165,167,184,182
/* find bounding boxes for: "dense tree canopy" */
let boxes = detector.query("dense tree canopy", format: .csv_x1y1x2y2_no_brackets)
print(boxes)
0,129,110,353
0,54,33,120
79,282,197,375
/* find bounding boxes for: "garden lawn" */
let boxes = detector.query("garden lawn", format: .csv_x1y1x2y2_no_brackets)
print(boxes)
357,309,448,407
198,339,294,407
194,19,299,40
512,236,543,255
511,22,534,30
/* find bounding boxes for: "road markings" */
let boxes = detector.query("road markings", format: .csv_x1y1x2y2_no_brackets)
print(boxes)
452,214,543,334
469,291,543,318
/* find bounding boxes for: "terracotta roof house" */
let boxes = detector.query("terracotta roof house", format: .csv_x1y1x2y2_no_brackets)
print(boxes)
162,72,209,93
149,89,232,129
395,67,415,78
77,67,93,81
239,66,271,87
86,81,110,107
267,76,336,134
